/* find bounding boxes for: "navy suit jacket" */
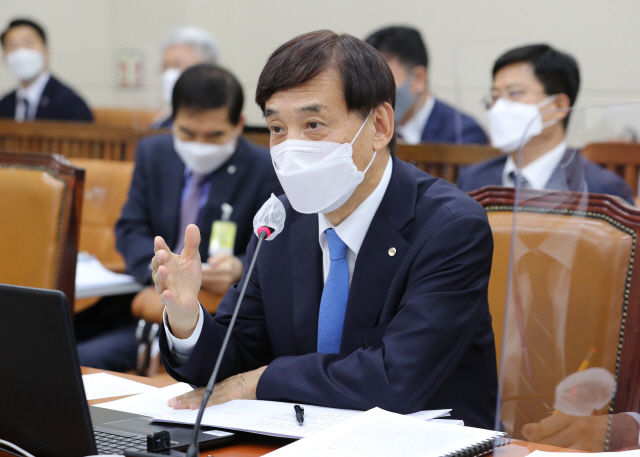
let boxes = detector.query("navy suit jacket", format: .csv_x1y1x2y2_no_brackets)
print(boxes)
0,75,93,122
115,134,283,284
456,148,635,205
160,155,499,429
421,99,488,144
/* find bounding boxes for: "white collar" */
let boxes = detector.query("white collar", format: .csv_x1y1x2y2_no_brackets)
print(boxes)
16,71,50,108
503,141,567,189
395,94,435,145
318,155,393,255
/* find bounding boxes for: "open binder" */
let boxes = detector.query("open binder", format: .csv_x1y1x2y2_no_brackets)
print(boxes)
266,407,510,457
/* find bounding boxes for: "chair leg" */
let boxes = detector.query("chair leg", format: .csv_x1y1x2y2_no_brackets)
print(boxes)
135,319,151,376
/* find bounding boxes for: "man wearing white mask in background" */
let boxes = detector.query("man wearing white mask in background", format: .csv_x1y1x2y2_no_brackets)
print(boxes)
151,26,218,129
457,44,633,204
75,64,282,372
365,26,487,145
0,18,93,121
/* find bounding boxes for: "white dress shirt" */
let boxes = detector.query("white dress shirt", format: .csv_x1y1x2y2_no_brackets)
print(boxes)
396,95,435,145
164,156,394,363
502,141,567,189
15,71,50,122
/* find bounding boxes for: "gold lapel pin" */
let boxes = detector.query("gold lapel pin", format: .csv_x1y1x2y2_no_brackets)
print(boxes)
388,247,396,257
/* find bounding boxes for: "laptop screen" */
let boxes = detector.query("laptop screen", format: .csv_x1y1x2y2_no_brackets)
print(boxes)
0,284,97,457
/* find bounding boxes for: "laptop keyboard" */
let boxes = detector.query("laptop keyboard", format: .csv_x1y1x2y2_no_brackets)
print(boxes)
93,428,148,454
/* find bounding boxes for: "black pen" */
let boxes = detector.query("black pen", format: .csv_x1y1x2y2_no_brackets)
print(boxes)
294,404,304,425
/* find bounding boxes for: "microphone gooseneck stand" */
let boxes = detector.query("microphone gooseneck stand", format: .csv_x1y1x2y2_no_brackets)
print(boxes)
125,229,270,457
185,228,268,457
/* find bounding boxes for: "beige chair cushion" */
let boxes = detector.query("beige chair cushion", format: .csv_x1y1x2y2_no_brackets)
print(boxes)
72,159,134,272
0,167,65,289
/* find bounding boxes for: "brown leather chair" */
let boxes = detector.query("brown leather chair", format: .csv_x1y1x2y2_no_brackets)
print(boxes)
0,151,84,315
471,186,640,439
71,158,134,273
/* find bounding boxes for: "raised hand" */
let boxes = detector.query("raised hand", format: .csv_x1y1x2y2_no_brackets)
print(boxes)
152,224,203,339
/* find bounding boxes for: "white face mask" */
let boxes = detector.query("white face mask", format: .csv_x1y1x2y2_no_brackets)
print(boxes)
173,134,237,175
270,112,376,214
162,68,182,105
488,95,558,153
6,48,45,81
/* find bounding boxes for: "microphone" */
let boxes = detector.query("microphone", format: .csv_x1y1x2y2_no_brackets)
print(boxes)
184,194,285,457
125,194,286,457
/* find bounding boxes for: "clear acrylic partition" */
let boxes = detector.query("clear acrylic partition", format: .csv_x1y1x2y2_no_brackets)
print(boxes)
449,41,518,144
493,103,640,452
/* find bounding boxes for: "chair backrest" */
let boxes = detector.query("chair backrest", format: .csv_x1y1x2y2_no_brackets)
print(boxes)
0,119,143,161
70,158,134,272
470,186,640,437
92,107,158,129
396,143,501,184
0,151,84,314
582,142,640,196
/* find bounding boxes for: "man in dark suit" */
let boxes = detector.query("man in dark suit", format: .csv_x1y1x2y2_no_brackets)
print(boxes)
153,31,498,429
0,18,92,122
75,64,282,371
365,26,487,145
457,44,634,205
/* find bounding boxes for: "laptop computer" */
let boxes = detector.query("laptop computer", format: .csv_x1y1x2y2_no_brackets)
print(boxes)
0,284,234,456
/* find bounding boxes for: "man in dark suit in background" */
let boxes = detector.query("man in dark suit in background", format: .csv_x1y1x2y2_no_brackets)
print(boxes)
365,26,488,145
457,44,634,204
75,64,282,371
0,18,93,122
153,30,498,429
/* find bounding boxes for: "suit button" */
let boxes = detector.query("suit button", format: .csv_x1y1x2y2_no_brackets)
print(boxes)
227,165,237,174
388,247,396,257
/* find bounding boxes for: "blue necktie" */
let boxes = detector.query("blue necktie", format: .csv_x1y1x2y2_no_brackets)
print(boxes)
317,228,349,353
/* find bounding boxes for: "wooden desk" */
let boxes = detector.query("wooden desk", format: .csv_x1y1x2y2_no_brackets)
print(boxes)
78,368,579,457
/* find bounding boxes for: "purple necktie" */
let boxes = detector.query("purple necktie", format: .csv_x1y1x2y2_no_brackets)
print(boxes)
174,173,207,253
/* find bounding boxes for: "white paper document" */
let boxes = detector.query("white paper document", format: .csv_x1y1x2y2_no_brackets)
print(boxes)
93,382,192,415
75,254,143,298
82,373,159,400
266,407,503,457
95,383,451,439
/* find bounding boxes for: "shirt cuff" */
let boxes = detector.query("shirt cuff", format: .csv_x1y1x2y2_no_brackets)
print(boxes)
623,412,640,446
163,305,204,365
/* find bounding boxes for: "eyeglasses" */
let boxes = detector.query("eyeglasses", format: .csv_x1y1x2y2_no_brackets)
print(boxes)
482,88,548,110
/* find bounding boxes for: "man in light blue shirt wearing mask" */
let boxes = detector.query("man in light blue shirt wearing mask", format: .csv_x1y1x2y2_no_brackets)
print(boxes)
152,30,498,429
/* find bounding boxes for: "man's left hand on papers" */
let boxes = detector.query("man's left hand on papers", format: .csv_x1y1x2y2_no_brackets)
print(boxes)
167,365,268,410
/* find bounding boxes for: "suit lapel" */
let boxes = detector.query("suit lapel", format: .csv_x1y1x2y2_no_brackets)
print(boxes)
161,147,185,251
197,141,249,256
545,147,587,192
35,77,55,119
290,212,324,354
421,99,445,142
340,156,416,352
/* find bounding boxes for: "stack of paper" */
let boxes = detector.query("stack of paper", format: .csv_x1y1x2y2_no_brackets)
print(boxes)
94,383,452,440
75,254,143,298
82,373,159,400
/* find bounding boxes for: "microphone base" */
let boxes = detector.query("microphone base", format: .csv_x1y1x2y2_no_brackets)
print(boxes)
124,450,186,457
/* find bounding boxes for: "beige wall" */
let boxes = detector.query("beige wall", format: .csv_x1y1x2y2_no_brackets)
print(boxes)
1,0,639,127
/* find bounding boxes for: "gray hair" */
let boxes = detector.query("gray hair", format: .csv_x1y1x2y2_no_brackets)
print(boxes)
162,26,219,63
